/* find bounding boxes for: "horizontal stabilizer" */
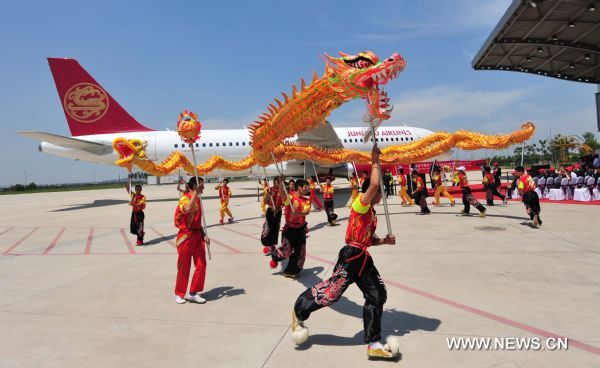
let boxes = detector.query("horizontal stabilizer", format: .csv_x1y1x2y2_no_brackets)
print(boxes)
18,131,112,155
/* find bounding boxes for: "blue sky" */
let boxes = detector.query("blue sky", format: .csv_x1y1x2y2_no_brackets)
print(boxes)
0,0,597,185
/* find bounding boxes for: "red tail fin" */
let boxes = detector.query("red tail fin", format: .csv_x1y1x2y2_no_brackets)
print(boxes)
48,58,153,136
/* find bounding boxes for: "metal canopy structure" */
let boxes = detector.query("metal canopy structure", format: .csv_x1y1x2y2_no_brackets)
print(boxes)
472,0,600,84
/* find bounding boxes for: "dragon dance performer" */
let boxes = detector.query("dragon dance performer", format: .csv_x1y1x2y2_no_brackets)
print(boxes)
291,145,400,360
174,177,209,304
308,177,323,211
432,167,455,207
411,170,430,215
322,178,338,226
483,166,507,206
129,184,146,246
346,172,360,208
260,178,269,215
455,167,486,217
515,166,542,227
261,176,284,256
270,179,311,278
216,179,234,224
396,168,414,206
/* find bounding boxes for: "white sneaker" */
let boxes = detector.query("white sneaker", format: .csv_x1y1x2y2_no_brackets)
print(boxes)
175,295,187,304
187,293,206,304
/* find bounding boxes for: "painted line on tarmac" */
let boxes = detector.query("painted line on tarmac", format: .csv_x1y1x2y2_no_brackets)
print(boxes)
43,227,66,255
119,228,136,254
209,238,242,254
2,227,39,255
84,228,94,255
382,278,600,356
0,227,14,236
218,225,261,241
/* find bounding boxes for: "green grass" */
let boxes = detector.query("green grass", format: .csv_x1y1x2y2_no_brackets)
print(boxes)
0,183,138,195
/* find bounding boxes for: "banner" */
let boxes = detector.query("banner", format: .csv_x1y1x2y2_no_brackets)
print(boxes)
354,159,487,175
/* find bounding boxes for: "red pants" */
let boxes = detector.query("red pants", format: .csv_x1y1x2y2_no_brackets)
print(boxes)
309,191,323,210
174,230,206,298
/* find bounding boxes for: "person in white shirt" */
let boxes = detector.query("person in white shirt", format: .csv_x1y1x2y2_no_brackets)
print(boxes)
592,154,600,169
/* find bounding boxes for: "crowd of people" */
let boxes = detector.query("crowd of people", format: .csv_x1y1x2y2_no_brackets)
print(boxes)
507,160,600,202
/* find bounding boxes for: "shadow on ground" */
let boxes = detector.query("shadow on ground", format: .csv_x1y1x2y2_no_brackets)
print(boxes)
202,286,246,301
290,266,441,349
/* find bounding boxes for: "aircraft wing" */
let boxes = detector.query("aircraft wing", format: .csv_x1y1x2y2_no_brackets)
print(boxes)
296,121,343,149
18,131,112,155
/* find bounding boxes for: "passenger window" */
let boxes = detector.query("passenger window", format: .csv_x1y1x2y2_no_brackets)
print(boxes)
174,144,178,148
236,142,239,146
242,142,246,146
209,143,213,147
216,143,219,147
229,142,233,146
202,143,206,147
343,139,347,143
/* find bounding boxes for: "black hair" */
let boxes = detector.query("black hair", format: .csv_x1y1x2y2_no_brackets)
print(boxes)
223,178,229,183
515,166,524,173
134,184,142,190
188,176,204,189
295,179,308,188
398,168,404,174
484,166,491,173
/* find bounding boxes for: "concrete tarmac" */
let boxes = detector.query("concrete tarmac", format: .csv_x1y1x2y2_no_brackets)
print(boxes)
1,181,599,367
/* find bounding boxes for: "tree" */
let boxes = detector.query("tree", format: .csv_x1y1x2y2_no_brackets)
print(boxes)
582,132,600,150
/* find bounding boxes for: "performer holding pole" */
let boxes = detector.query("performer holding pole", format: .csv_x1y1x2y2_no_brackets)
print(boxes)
321,177,337,225
177,110,211,260
261,169,283,256
291,144,400,360
216,178,234,224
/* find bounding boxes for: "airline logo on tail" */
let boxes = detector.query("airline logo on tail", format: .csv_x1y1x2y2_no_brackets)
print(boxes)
63,82,109,123
48,58,152,136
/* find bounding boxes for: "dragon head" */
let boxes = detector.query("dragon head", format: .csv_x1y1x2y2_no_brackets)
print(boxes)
112,137,147,168
326,51,406,120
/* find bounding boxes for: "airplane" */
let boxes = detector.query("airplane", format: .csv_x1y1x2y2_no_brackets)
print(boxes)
19,58,450,179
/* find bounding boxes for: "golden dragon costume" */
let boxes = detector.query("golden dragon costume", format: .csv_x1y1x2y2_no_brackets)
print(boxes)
112,51,535,176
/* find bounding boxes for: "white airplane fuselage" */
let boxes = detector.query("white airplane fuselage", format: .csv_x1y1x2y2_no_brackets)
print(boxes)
40,126,449,177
